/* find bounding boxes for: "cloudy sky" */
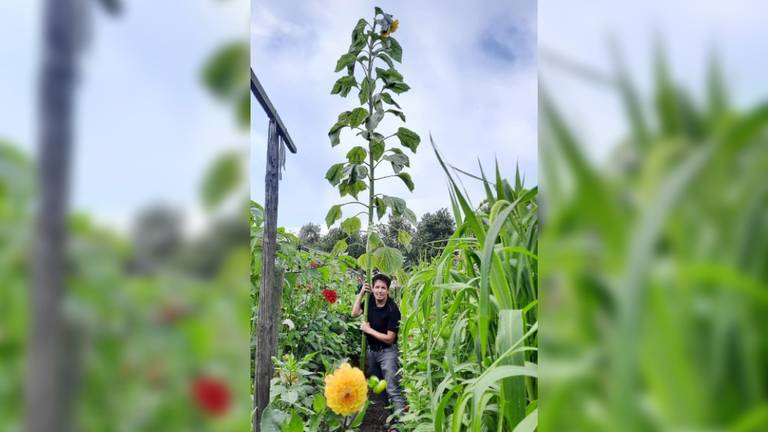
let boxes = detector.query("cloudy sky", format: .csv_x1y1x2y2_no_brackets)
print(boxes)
4,0,764,235
250,0,537,232
0,0,248,233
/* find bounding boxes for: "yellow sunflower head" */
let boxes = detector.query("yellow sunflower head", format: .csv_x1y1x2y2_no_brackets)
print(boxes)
382,19,399,38
324,363,368,416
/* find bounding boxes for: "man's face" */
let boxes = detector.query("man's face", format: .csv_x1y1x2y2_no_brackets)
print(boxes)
372,280,389,302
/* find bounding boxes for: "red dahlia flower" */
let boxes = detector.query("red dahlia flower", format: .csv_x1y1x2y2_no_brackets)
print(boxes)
192,376,231,416
322,289,338,304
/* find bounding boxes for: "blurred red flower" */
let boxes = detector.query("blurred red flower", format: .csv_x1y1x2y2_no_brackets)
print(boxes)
322,289,338,304
309,259,320,269
192,376,231,416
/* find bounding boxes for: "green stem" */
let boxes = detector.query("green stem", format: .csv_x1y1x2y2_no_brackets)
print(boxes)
360,19,378,372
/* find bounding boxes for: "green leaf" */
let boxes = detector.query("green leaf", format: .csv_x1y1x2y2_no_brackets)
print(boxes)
366,105,385,131
349,107,369,127
354,164,369,181
397,172,414,191
285,412,303,432
201,151,241,210
387,109,405,122
375,67,404,84
374,6,383,15
328,121,346,146
386,82,410,94
325,163,345,185
313,394,326,413
384,153,409,173
350,33,367,53
371,137,385,161
325,205,342,227
383,195,406,216
331,75,358,97
378,53,395,70
397,229,412,247
335,52,357,72
331,240,348,256
396,127,421,152
404,207,417,225
387,37,403,62
357,252,380,270
350,401,370,428
341,217,361,235
373,246,403,273
359,77,375,105
346,146,367,164
259,406,287,432
380,92,401,108
374,197,387,219
368,231,382,249
340,179,367,199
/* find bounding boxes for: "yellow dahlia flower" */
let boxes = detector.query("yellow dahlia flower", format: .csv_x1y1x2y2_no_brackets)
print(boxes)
324,363,368,416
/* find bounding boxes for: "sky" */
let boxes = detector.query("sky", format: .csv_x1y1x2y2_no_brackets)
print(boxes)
250,0,538,233
3,0,765,235
539,0,768,163
0,0,249,234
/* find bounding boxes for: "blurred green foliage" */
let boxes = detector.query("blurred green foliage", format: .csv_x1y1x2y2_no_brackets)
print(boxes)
540,48,768,431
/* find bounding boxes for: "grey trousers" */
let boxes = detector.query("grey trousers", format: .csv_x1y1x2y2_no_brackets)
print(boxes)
367,343,407,414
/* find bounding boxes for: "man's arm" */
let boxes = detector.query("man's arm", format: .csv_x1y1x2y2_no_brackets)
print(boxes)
361,323,396,344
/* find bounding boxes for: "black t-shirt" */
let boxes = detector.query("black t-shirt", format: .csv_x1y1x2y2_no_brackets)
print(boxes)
366,295,401,349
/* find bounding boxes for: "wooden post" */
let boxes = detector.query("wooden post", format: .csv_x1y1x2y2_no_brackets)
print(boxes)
253,119,283,431
27,1,79,431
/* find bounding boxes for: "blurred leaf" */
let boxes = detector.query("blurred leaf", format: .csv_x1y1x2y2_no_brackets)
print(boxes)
200,151,241,210
202,41,248,101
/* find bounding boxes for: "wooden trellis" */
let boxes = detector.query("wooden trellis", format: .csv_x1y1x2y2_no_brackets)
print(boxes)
251,69,296,432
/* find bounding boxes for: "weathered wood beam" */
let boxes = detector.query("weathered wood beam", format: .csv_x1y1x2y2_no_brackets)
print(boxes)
252,119,284,432
250,69,297,154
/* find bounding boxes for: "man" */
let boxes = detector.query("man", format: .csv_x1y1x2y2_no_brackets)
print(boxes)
351,273,407,419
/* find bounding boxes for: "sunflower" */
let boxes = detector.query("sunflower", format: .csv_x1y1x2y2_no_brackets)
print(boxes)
381,19,399,38
324,363,368,416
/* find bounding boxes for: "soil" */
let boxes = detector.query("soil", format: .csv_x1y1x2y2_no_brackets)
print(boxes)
359,389,391,432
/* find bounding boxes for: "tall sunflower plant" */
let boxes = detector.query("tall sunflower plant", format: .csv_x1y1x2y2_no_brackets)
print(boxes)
325,6,421,369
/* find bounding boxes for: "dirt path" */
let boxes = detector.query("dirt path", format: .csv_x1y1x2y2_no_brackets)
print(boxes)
360,390,390,432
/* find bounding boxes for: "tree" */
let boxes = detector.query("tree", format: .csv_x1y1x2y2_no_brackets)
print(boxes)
412,208,455,264
317,227,365,258
375,215,414,262
298,222,321,248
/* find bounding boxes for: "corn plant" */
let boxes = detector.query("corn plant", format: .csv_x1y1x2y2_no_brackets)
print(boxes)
540,47,768,431
325,6,421,368
399,138,538,432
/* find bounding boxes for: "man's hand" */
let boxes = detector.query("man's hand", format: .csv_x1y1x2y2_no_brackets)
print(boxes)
360,321,372,335
359,283,371,296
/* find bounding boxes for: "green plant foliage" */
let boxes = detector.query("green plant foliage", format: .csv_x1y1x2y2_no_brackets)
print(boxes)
398,141,539,432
